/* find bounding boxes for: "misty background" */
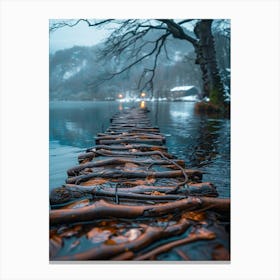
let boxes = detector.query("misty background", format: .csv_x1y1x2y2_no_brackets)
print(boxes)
49,20,230,101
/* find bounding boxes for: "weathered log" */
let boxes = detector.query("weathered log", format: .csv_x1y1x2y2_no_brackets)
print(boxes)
54,218,191,260
50,182,218,205
106,128,160,133
50,197,201,225
111,122,152,126
92,189,187,201
51,187,186,205
97,138,164,145
78,149,174,163
95,133,166,141
93,149,173,158
67,158,185,176
199,197,230,213
50,197,230,225
97,131,162,136
65,169,203,185
86,144,167,153
134,228,216,260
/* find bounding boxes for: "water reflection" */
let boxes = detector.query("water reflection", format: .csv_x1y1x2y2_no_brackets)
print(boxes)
170,110,190,120
140,100,146,109
118,102,123,111
188,119,220,168
50,101,230,197
147,101,230,197
50,101,121,148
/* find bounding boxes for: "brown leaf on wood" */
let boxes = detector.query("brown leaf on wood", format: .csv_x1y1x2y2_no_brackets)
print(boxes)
150,191,165,196
191,227,216,239
87,228,112,243
124,228,142,241
182,211,207,222
145,176,156,184
80,178,108,186
124,162,139,171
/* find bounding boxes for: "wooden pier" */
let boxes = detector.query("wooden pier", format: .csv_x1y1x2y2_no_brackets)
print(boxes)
50,106,230,261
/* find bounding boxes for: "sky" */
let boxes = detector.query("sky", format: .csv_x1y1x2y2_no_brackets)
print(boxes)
49,19,198,54
49,19,112,53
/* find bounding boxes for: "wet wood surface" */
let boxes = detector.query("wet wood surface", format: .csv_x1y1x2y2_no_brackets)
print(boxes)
50,106,230,261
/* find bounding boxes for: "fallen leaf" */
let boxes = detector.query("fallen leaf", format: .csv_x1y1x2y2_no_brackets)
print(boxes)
87,228,112,243
182,211,206,222
124,228,141,241
151,191,165,196
145,177,156,184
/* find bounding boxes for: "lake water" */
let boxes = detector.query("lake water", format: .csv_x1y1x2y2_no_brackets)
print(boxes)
50,101,230,198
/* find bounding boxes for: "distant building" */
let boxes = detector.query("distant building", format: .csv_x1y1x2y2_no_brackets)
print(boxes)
170,85,199,101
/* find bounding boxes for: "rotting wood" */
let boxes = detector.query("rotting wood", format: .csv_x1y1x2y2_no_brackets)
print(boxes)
67,158,185,176
50,197,230,225
50,182,218,205
65,169,203,185
78,149,175,163
85,144,167,152
98,138,164,145
50,197,201,225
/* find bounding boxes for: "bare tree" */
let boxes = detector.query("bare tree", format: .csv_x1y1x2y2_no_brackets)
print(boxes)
50,19,229,107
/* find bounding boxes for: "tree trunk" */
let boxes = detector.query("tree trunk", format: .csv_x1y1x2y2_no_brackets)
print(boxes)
194,20,225,105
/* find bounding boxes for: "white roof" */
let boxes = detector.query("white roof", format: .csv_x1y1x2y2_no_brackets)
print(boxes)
170,85,195,92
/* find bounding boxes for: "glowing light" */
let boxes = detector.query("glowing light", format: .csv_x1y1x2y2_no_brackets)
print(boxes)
140,92,146,98
118,94,123,99
140,101,146,109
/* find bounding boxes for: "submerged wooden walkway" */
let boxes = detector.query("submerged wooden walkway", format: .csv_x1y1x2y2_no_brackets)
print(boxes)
50,106,230,261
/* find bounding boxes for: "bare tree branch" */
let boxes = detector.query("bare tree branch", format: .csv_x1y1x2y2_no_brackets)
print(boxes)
157,19,198,46
49,19,113,32
177,19,195,25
